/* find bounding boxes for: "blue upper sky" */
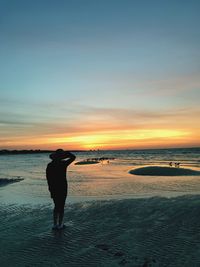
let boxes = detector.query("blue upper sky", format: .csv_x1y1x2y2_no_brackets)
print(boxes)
0,0,200,149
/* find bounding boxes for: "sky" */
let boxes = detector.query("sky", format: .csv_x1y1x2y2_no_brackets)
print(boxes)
0,0,200,150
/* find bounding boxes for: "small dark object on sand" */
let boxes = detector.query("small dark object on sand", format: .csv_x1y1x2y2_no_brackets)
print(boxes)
119,258,128,265
95,244,110,251
142,257,156,267
114,251,125,257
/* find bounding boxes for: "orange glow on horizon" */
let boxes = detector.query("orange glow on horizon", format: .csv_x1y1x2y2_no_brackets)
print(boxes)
1,128,199,150
45,129,192,149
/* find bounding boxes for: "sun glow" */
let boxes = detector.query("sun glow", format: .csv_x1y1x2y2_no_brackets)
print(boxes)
46,129,190,149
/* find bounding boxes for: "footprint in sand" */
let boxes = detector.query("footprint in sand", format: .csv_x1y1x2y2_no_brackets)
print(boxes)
95,244,110,251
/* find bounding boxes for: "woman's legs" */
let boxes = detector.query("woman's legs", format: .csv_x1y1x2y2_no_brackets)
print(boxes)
53,195,67,228
53,208,59,226
58,195,66,227
58,209,64,227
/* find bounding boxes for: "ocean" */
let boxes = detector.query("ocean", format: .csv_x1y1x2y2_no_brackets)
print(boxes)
0,147,200,205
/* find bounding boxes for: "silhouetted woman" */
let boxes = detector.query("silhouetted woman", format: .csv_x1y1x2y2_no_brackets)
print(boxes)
46,149,76,230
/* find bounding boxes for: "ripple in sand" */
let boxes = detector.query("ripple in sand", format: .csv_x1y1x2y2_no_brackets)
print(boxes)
1,197,200,266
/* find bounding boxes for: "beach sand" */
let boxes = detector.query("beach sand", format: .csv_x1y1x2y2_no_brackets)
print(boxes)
1,196,200,267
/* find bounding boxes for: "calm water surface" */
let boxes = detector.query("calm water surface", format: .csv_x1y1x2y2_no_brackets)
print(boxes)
0,148,200,204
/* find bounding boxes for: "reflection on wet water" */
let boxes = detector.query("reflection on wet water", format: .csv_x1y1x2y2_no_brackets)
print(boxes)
0,149,200,205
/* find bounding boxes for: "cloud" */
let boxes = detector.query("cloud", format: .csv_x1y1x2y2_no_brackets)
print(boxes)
1,104,200,134
142,73,200,96
87,71,200,97
78,105,200,124
0,100,199,149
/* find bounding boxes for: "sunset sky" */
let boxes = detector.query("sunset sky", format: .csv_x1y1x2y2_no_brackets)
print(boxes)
0,0,200,150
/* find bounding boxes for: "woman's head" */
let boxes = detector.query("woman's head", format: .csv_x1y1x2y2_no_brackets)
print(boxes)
49,149,68,160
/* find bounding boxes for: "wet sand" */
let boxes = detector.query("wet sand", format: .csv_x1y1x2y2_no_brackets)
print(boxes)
1,195,200,266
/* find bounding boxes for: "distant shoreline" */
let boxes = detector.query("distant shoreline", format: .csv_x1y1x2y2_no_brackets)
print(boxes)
0,146,199,155
0,149,88,155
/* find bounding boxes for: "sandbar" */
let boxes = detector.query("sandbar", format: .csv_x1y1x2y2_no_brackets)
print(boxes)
129,166,200,176
0,178,24,187
75,160,100,165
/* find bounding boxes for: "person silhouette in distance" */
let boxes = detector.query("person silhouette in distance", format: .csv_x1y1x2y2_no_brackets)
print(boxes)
46,149,76,230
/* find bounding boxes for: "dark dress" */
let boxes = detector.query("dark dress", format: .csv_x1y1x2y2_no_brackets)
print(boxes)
46,160,69,212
